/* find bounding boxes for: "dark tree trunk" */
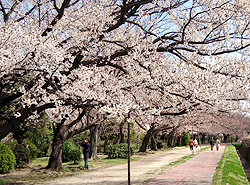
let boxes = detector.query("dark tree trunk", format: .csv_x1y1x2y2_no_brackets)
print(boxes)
120,121,125,143
90,124,100,159
176,136,182,146
201,134,206,144
139,123,156,152
13,129,23,144
224,134,229,143
0,121,15,141
46,123,67,170
114,121,125,144
236,135,239,142
166,129,176,147
150,136,157,151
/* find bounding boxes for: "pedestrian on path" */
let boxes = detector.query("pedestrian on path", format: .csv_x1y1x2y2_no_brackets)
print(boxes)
189,138,195,150
81,138,90,169
210,137,215,150
216,138,220,150
194,138,198,148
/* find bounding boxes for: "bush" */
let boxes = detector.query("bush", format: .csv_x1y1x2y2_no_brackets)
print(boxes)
156,140,167,150
97,140,105,153
68,149,82,164
182,133,190,146
62,140,76,162
23,140,38,159
5,140,18,149
0,142,16,173
12,144,30,167
106,143,135,158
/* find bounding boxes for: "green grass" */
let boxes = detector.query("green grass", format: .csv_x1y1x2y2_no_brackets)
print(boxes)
32,155,139,169
213,145,248,185
0,179,8,185
167,146,210,168
168,155,194,167
32,157,50,167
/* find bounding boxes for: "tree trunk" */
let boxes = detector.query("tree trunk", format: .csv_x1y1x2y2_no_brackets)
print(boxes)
114,121,125,144
150,136,157,151
90,124,100,159
46,123,67,170
176,136,182,146
166,129,176,147
201,134,206,144
139,123,156,152
120,121,125,143
224,134,229,143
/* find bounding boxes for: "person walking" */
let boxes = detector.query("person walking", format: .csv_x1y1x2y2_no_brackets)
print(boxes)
81,138,90,169
216,138,220,151
194,138,198,148
189,138,195,150
210,137,215,151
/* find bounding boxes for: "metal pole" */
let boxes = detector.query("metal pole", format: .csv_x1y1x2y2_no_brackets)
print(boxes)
128,121,131,185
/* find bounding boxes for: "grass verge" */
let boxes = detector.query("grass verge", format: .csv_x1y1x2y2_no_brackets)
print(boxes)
160,146,210,172
143,146,210,184
213,145,248,185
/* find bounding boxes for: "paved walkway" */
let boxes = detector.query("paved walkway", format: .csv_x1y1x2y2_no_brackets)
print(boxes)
41,145,224,185
146,144,225,185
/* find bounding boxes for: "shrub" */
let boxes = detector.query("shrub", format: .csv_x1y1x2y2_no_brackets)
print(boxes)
106,143,135,158
182,133,190,146
68,149,82,164
97,140,105,153
12,144,30,167
62,140,76,162
23,114,53,157
5,140,18,149
156,140,167,150
23,140,38,159
0,142,16,173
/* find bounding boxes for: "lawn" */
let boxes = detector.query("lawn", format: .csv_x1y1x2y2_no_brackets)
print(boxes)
213,145,248,185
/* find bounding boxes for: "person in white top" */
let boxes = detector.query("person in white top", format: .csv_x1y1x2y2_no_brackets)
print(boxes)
216,138,220,150
194,138,198,148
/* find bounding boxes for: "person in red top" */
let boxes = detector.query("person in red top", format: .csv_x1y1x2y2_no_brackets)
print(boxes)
189,138,195,150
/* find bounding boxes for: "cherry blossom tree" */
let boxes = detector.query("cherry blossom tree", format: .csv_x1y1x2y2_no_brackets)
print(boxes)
178,111,250,142
1,0,250,169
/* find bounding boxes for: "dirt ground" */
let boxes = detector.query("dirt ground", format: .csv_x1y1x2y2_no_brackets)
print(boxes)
0,163,86,184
